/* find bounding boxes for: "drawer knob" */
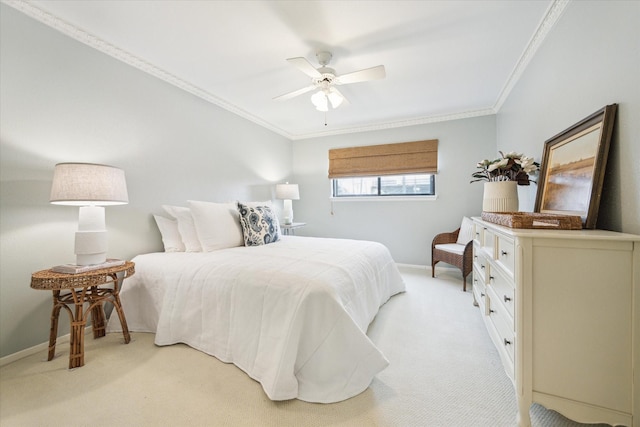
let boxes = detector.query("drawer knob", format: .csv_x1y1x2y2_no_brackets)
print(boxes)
490,309,495,314
503,295,511,302
503,338,512,346
481,293,485,297
500,250,508,256
489,275,494,281
481,265,485,270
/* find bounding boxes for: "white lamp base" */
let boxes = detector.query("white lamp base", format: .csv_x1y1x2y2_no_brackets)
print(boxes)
75,206,108,265
283,199,293,225
76,249,107,266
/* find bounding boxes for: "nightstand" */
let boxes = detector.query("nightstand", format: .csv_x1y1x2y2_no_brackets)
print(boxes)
31,261,135,368
281,222,306,236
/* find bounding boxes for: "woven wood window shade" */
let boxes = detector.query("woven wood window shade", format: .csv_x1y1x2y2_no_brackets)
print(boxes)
328,139,438,178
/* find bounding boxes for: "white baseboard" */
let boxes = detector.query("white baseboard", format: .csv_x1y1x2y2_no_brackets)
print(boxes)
396,263,430,271
0,327,92,367
396,263,460,274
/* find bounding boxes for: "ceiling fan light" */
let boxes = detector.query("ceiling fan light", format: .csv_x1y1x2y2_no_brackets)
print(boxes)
311,90,328,112
327,90,344,108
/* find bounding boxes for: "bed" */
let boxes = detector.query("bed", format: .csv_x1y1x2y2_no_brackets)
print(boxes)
106,235,405,403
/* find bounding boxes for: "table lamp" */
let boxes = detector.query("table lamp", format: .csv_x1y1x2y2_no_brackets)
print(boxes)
50,163,128,265
275,182,299,225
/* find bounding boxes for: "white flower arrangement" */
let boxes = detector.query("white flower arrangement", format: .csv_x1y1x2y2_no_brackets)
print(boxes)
471,151,540,185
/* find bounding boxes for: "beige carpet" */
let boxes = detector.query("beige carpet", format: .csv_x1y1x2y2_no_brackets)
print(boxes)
0,267,609,426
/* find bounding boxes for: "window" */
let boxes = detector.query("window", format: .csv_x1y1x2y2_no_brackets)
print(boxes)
332,174,435,197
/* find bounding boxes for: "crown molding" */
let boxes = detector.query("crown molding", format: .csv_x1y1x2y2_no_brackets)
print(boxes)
493,0,570,112
290,108,496,140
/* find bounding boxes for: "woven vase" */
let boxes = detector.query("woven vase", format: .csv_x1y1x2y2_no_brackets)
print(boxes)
482,181,519,212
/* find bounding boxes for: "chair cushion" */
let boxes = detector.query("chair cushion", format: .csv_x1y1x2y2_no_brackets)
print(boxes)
456,216,474,245
435,243,466,256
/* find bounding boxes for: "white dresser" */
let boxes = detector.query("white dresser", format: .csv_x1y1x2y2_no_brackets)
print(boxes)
471,217,639,427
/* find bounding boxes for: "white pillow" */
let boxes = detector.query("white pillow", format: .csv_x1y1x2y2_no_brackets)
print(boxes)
188,200,244,251
153,215,185,252
162,205,202,252
456,216,474,245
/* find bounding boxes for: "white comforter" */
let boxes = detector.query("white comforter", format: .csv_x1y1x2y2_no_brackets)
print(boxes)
107,236,405,403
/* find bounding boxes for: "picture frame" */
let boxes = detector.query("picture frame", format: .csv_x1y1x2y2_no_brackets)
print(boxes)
534,104,617,229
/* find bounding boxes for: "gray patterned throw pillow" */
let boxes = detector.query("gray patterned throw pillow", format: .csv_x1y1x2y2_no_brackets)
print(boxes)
237,203,280,246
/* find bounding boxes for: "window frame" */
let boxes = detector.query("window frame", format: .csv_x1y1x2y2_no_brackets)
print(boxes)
331,174,436,199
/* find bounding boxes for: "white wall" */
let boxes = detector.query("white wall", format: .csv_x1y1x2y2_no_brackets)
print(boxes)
0,5,292,357
292,115,496,266
496,0,640,234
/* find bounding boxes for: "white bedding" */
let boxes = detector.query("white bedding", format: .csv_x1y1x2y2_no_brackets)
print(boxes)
107,236,405,403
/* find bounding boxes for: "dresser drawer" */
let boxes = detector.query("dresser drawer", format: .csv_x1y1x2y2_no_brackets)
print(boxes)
487,287,515,363
473,223,484,245
482,228,496,257
488,266,515,319
496,234,515,277
473,244,489,280
473,264,487,312
473,281,486,313
473,264,486,295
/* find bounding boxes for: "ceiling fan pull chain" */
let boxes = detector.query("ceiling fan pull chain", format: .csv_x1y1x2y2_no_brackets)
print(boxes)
324,112,328,127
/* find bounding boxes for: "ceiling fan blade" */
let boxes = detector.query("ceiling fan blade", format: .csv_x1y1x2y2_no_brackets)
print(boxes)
273,85,316,101
336,65,386,85
286,57,322,78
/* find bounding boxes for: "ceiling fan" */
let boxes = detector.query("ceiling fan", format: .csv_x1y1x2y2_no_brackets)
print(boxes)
273,51,386,112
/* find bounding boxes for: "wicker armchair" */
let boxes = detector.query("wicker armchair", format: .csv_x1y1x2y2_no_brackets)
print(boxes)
431,226,474,291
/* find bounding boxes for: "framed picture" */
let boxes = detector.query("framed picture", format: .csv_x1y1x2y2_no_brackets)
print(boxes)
534,104,617,229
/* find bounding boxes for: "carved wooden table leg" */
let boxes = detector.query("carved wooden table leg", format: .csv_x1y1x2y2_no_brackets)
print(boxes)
68,288,88,369
47,290,63,361
110,274,131,344
90,294,107,339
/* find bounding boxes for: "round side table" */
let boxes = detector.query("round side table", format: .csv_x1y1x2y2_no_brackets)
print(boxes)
31,261,135,369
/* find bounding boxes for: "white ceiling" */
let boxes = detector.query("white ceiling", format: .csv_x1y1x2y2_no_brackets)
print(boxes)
9,0,564,140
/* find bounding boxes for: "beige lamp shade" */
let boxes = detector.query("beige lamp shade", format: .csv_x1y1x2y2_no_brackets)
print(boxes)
275,183,300,200
50,163,128,206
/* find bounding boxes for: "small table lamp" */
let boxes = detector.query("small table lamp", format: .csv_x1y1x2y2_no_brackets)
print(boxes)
276,182,299,225
50,163,128,265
